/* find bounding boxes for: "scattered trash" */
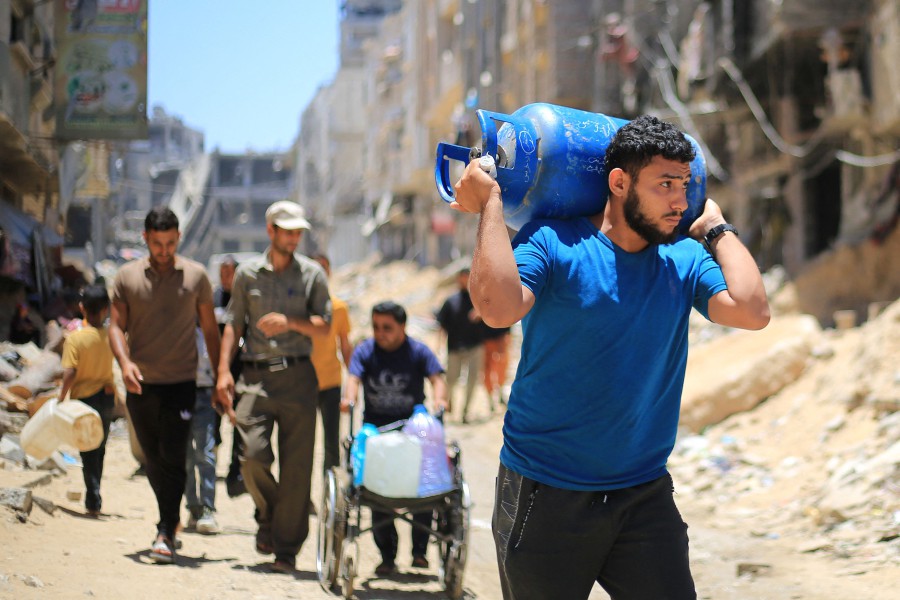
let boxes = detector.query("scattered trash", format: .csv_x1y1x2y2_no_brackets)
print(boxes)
737,563,773,577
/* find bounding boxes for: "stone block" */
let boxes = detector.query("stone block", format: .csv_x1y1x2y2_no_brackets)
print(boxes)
0,486,33,514
681,314,821,431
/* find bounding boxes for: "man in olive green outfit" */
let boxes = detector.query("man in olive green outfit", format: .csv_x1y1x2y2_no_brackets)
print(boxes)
217,201,331,573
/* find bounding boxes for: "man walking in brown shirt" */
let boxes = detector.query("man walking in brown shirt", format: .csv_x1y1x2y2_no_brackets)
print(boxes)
110,207,230,564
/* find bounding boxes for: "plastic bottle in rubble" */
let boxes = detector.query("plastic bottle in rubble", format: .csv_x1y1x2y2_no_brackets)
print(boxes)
402,404,454,496
351,423,379,487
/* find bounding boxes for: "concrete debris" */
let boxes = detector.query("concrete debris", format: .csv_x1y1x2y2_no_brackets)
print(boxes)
681,314,822,432
736,563,772,577
31,495,56,515
21,473,53,489
33,451,68,473
0,435,25,464
0,486,33,514
0,412,27,436
0,352,19,381
798,538,833,553
670,298,900,571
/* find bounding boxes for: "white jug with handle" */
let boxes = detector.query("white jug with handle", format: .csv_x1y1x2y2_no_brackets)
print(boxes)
20,398,103,460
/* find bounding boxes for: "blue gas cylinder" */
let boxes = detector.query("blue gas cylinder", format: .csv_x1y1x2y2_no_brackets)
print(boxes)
435,102,708,232
402,404,454,497
351,423,379,487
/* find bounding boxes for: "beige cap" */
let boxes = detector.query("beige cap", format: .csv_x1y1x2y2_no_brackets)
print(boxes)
265,200,310,230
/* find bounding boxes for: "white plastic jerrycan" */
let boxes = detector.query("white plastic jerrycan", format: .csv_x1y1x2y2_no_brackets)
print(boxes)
20,398,103,460
362,430,423,498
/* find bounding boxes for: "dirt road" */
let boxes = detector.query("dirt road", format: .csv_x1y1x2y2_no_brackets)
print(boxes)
3,402,895,600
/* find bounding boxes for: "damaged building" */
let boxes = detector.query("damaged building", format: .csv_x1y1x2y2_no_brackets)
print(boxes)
299,0,898,322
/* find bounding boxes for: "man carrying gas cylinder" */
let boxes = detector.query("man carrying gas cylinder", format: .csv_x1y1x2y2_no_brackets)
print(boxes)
450,115,770,600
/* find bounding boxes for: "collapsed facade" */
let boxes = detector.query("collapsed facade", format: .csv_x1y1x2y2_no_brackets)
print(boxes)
296,0,899,319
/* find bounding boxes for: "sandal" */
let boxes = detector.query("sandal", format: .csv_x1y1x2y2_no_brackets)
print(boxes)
270,558,295,573
255,528,274,555
150,535,175,564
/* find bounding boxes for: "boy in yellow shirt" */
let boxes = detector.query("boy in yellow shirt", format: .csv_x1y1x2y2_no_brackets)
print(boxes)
59,285,115,516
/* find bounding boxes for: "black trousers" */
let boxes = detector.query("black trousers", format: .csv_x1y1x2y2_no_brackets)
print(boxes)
317,386,341,472
126,381,195,539
78,390,115,512
371,507,432,563
492,463,696,600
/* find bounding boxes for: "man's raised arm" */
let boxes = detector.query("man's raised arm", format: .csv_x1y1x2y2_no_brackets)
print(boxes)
451,160,534,328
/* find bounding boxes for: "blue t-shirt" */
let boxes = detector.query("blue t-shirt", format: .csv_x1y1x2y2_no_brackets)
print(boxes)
349,336,445,427
502,217,727,490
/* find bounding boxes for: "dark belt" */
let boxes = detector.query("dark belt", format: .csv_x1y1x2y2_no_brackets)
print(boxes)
242,356,308,372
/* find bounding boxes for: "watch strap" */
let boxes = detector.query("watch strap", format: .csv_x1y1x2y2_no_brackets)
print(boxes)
703,223,738,248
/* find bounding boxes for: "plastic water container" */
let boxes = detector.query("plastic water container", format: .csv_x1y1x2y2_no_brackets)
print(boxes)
20,398,62,460
351,423,379,486
20,398,103,461
403,404,454,497
362,431,422,498
56,399,104,451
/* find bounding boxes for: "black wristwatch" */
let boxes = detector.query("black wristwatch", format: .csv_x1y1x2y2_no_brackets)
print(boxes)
703,224,738,248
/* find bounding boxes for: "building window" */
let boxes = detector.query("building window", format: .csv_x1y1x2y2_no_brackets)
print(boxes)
219,200,249,223
251,201,268,224
218,159,243,186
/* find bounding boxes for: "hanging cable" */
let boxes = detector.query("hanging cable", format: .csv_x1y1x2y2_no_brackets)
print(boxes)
717,56,824,158
653,60,730,181
719,56,898,169
835,149,900,168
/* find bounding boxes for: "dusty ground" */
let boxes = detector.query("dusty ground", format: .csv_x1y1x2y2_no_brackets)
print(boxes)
2,258,898,599
2,406,894,600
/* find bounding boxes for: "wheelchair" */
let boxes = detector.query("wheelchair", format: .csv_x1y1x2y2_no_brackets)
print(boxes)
316,409,471,599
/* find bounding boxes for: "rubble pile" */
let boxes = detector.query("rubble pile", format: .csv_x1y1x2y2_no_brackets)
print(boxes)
331,256,451,343
0,340,67,521
670,297,900,572
0,342,63,414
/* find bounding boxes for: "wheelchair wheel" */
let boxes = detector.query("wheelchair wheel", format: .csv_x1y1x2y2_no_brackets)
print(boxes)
439,480,471,600
340,538,358,600
316,467,346,591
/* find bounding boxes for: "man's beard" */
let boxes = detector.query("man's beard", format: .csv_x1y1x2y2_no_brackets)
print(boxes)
271,240,297,257
149,253,174,269
622,186,681,246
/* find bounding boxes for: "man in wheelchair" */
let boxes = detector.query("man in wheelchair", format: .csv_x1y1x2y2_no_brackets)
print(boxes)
341,301,449,576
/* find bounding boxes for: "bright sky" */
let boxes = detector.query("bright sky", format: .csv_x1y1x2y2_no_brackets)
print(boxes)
147,1,340,154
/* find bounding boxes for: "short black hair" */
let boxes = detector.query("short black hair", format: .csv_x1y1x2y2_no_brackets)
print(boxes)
80,285,110,315
372,301,406,325
144,206,179,233
604,115,696,182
